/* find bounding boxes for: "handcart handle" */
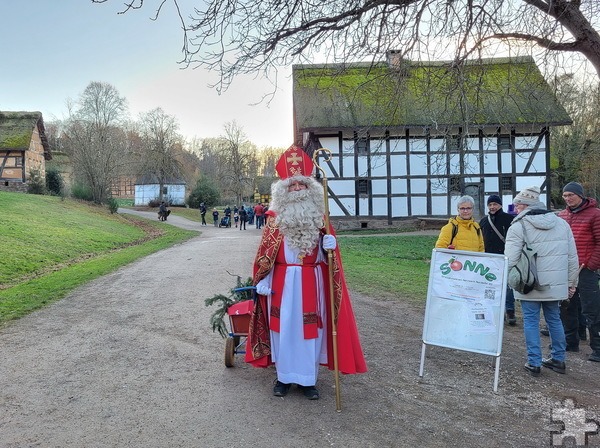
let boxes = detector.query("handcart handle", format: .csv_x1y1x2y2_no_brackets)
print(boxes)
233,286,259,302
233,286,275,298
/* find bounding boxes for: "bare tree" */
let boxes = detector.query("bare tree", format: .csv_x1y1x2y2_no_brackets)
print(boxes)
61,82,128,203
93,0,600,91
552,77,600,199
218,121,259,204
135,107,184,203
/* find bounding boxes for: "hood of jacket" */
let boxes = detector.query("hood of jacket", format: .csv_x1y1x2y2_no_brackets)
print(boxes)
513,202,557,231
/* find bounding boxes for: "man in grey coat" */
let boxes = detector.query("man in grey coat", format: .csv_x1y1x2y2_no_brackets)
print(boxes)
505,186,579,377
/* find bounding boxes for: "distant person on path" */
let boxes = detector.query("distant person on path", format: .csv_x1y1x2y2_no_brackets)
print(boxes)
212,208,219,227
246,206,254,225
200,202,207,226
246,146,367,400
558,181,600,362
505,186,578,377
238,205,247,230
435,195,484,252
254,202,265,229
480,194,516,325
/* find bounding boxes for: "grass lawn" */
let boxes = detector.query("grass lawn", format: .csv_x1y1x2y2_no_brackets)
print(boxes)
0,192,198,325
339,235,437,303
2,191,436,325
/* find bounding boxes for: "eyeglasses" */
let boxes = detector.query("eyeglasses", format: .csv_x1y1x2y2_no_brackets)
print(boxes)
458,207,473,211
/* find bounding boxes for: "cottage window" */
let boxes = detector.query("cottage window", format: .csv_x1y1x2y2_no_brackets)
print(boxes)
356,179,370,197
501,176,514,192
498,136,511,152
15,156,23,167
445,136,460,153
449,176,461,193
355,139,368,155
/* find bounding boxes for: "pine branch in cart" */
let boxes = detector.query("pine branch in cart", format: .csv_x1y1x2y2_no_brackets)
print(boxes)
204,276,253,338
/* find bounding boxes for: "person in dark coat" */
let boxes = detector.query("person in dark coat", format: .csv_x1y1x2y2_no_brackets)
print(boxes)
480,194,516,325
238,205,247,230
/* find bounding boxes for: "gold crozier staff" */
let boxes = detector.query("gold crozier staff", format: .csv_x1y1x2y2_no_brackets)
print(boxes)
312,147,342,412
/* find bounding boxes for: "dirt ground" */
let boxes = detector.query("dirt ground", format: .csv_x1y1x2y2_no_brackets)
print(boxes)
0,209,599,448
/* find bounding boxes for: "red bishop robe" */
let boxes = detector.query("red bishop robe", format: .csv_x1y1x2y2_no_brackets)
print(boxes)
245,211,367,375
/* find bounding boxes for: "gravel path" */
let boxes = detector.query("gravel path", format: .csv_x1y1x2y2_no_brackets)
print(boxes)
1,210,598,447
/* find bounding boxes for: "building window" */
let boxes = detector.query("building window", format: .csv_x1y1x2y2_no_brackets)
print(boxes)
445,136,460,153
356,179,370,197
15,156,23,167
449,176,461,193
501,176,514,192
355,139,368,156
498,136,511,151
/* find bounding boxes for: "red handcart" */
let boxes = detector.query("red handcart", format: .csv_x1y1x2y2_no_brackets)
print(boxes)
224,288,255,367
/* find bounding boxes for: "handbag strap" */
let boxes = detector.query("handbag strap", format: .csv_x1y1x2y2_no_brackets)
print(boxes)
487,215,505,243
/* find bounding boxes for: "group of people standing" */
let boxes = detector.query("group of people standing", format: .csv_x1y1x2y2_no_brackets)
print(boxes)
435,182,600,377
202,203,267,229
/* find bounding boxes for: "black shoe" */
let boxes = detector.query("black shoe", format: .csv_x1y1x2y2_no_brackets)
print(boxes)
506,310,516,326
542,358,566,374
300,385,319,400
566,345,580,352
273,381,291,397
524,363,541,377
540,328,550,336
589,352,600,362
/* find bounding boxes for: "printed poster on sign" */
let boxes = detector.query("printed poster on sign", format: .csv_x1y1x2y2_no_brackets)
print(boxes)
424,249,507,350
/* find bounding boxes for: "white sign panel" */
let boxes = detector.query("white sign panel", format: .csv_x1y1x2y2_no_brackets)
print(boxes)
422,248,508,356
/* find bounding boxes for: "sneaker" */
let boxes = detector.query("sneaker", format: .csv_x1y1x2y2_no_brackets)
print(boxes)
506,310,516,326
300,385,319,400
588,352,600,362
540,328,550,336
273,381,291,397
542,358,566,374
524,363,541,377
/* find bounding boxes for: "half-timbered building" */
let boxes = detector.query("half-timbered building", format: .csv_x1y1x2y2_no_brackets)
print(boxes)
292,55,571,223
0,111,52,192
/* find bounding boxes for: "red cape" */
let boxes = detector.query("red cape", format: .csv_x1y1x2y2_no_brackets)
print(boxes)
245,212,367,374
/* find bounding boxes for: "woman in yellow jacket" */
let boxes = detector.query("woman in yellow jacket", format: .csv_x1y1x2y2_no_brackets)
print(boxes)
435,195,485,252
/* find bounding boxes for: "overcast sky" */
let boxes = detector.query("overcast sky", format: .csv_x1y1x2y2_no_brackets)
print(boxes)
0,0,294,147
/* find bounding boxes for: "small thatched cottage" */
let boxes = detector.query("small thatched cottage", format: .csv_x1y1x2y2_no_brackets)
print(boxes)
292,54,571,222
0,111,52,192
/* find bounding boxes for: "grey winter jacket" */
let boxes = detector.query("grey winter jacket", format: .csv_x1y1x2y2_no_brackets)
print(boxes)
505,202,579,301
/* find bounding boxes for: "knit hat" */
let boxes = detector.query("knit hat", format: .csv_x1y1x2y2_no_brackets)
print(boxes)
513,186,541,205
487,194,502,205
563,182,585,199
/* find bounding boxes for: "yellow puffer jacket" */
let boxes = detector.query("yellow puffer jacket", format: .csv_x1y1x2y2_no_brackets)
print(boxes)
435,217,485,252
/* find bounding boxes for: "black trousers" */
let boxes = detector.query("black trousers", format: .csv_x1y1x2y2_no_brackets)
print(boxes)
563,268,600,352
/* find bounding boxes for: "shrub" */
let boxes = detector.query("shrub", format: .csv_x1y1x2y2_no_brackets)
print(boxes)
107,198,119,214
27,168,46,195
71,183,94,201
45,168,64,196
187,176,221,208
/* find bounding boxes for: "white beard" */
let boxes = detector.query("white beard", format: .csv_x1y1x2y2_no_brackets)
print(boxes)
271,179,325,257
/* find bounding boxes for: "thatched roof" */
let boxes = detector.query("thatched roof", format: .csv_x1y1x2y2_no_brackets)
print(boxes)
0,111,52,160
293,56,571,133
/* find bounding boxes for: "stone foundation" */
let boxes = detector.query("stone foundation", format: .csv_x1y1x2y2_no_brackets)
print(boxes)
0,181,28,193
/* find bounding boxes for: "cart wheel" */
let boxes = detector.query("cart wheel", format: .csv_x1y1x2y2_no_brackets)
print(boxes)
225,338,235,367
